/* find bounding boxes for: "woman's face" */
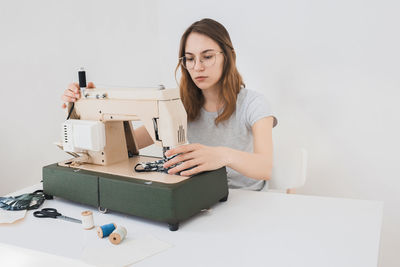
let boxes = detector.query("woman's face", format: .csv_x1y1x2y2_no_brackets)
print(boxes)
184,32,224,92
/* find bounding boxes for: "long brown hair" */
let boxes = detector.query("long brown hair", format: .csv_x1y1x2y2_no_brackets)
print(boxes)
175,18,245,125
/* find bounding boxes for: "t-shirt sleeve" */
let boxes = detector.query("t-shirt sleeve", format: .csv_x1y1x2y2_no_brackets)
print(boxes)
244,90,278,129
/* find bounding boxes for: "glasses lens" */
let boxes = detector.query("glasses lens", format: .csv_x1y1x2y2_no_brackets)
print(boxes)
201,52,217,68
180,52,220,70
183,56,195,69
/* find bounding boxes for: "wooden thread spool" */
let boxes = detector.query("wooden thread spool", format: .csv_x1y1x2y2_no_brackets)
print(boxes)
97,223,116,238
81,210,94,230
109,226,127,245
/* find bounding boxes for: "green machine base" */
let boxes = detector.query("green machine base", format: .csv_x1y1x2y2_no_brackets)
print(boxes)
42,164,228,231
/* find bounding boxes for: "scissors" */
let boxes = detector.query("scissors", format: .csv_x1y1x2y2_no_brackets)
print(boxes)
33,208,82,224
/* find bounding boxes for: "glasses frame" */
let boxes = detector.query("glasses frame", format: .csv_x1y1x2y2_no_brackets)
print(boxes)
179,51,224,70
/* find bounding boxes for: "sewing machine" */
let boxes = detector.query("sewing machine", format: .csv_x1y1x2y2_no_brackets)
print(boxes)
42,86,228,231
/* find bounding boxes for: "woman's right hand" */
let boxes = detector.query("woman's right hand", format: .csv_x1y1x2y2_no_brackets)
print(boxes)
61,82,95,109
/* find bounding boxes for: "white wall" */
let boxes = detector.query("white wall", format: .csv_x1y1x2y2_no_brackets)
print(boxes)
0,0,161,191
1,1,399,266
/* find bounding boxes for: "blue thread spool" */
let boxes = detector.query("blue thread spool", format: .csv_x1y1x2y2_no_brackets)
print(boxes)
97,223,116,238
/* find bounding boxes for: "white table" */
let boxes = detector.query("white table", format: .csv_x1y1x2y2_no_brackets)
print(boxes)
0,184,383,267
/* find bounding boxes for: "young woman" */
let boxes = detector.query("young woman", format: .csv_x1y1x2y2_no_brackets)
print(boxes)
62,18,277,191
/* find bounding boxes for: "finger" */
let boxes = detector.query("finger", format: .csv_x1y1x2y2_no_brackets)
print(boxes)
64,89,79,99
61,95,77,103
68,83,80,93
168,159,198,175
62,91,77,101
165,144,198,157
61,103,67,109
180,166,203,176
87,81,95,88
163,152,195,168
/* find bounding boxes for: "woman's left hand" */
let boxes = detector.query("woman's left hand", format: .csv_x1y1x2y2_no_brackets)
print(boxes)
163,144,229,176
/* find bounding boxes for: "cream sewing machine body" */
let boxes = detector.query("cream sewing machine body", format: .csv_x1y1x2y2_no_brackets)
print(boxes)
60,87,186,164
43,86,228,231
56,87,189,184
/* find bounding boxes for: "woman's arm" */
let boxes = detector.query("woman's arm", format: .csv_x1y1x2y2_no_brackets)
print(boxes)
164,116,274,180
224,116,273,180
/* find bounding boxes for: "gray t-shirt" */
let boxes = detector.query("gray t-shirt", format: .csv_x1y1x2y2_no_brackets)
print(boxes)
187,88,277,191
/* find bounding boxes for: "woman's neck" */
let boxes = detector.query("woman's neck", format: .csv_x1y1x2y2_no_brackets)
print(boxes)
202,85,223,112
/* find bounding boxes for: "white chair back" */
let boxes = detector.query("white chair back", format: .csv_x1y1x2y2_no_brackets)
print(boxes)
265,145,308,192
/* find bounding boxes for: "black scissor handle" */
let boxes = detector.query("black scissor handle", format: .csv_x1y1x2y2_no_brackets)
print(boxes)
33,208,61,218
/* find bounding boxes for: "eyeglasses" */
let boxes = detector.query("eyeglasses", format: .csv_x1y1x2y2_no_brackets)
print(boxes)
179,51,223,70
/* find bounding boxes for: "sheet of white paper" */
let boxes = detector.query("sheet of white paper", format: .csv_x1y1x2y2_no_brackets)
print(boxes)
81,234,173,267
0,209,27,224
